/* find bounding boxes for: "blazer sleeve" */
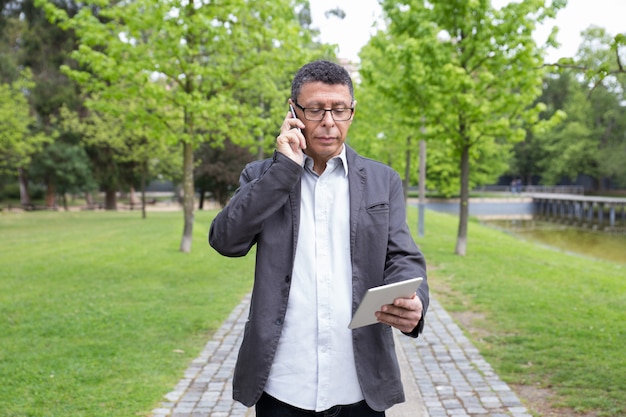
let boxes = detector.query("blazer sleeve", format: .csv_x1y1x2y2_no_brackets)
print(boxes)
385,168,429,338
209,152,302,257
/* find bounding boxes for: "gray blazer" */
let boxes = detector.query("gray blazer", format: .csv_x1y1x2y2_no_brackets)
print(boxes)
209,145,429,411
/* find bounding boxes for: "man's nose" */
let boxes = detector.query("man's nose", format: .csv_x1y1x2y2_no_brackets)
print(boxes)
321,109,335,126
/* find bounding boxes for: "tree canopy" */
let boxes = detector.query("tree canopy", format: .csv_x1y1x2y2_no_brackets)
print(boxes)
0,72,49,176
355,0,566,255
36,0,332,251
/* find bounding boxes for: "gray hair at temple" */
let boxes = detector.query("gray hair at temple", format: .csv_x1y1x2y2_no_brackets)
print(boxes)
290,60,354,102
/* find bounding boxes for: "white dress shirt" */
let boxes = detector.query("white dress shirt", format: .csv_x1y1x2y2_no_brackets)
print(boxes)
265,146,363,411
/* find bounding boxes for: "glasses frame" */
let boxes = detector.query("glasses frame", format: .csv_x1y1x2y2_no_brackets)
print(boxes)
293,101,354,121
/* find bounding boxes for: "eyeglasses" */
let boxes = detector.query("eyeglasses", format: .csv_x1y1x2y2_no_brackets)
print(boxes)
293,102,354,121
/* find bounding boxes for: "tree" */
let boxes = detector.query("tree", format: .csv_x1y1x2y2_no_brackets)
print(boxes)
372,0,565,255
0,10,23,84
56,104,179,216
0,72,50,205
533,74,626,189
576,27,626,189
195,139,253,208
350,33,417,198
37,0,323,252
1,0,83,206
515,27,626,191
510,72,572,186
28,140,96,209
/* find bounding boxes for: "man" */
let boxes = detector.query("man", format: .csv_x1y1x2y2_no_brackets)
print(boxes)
209,60,429,416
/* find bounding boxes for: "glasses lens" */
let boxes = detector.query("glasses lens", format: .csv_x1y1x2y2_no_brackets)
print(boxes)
303,108,352,121
304,109,325,121
331,108,352,120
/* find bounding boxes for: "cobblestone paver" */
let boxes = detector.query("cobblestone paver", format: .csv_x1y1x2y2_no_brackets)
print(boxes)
152,294,531,417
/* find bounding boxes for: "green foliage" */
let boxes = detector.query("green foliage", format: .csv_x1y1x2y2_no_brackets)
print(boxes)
0,16,23,84
0,72,50,174
519,58,626,188
194,140,254,207
524,26,626,189
37,0,321,150
1,0,82,127
374,0,558,151
576,26,626,93
28,141,97,196
599,140,626,187
35,0,332,250
55,104,179,198
360,0,564,252
0,181,45,201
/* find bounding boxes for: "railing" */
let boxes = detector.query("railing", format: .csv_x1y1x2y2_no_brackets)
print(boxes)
532,193,626,232
474,185,585,194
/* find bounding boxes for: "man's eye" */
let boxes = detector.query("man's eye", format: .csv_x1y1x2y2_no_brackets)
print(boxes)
333,108,349,115
308,109,324,115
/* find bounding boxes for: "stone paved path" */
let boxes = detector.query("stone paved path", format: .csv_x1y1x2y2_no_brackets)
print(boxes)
152,294,532,417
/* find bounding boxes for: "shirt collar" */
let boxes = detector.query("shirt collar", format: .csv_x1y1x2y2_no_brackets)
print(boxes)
303,145,349,177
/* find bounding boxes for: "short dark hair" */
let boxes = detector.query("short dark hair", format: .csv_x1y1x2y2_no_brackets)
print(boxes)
291,60,354,102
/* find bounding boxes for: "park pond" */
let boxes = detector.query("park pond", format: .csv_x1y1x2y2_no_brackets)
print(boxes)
482,219,626,265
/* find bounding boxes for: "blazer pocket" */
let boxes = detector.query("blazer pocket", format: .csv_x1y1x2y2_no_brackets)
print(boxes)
366,202,390,227
366,202,390,213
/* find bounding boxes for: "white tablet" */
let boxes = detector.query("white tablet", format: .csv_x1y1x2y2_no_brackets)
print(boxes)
348,277,423,329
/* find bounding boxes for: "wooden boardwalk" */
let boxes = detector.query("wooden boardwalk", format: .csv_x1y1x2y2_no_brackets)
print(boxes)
531,193,626,231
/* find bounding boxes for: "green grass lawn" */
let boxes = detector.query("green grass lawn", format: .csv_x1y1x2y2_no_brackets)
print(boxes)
0,210,254,417
1,209,624,416
410,210,626,416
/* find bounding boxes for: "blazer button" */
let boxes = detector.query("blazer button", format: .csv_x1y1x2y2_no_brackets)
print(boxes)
285,275,291,283
275,318,283,325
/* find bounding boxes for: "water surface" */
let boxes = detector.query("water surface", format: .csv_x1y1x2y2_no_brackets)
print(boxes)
482,220,626,265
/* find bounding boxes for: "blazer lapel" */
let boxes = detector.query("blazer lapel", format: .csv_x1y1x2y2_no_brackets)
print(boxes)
347,146,366,254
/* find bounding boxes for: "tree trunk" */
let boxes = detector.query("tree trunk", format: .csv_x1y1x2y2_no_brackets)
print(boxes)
455,144,470,256
198,188,205,210
18,167,31,207
104,188,117,210
140,164,147,219
418,140,426,238
257,134,264,161
403,136,411,203
179,141,195,253
45,179,56,209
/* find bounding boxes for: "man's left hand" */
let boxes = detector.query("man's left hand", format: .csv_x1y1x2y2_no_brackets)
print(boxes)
375,293,423,333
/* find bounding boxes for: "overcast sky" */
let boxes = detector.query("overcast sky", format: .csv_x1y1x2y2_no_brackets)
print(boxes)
309,0,626,62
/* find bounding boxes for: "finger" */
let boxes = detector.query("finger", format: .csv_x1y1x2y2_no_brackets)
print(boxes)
380,304,420,320
280,126,306,150
284,111,305,132
380,298,422,321
277,131,304,156
375,311,416,333
277,131,297,149
282,117,294,133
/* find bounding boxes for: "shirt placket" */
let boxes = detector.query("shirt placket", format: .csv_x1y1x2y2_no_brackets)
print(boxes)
314,168,332,408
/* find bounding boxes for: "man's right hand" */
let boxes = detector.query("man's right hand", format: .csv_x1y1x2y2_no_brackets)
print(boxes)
276,111,306,165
